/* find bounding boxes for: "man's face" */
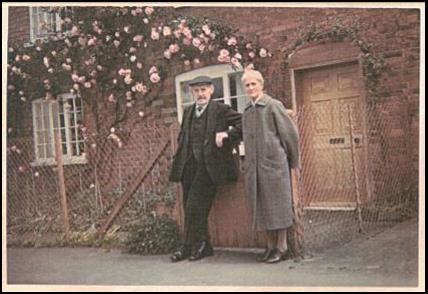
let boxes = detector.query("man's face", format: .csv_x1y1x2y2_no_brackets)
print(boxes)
190,84,214,106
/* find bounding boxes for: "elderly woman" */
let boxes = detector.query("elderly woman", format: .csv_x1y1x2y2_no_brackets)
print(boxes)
241,69,300,264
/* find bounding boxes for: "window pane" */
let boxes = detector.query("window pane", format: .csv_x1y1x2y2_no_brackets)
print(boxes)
211,77,224,101
37,144,45,159
70,113,76,128
62,143,68,155
43,130,51,145
229,72,247,113
78,142,85,155
52,102,59,129
71,142,78,156
35,117,43,130
33,102,42,118
59,113,65,128
180,81,193,106
60,128,67,144
70,127,77,141
36,131,44,145
46,141,53,158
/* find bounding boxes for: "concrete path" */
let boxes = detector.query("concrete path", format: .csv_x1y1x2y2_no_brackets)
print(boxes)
5,218,421,290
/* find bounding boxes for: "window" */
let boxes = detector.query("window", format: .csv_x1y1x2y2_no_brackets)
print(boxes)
29,7,62,42
32,94,86,165
175,64,248,122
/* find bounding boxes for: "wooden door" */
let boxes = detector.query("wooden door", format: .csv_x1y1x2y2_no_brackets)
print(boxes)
299,62,367,207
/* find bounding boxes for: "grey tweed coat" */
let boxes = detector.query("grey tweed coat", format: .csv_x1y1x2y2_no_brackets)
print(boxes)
242,94,300,231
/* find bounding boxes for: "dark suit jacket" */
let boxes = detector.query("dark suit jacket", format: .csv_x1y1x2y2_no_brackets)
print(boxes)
169,100,242,184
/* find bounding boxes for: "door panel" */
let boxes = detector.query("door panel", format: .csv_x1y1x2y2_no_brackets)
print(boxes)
299,62,366,206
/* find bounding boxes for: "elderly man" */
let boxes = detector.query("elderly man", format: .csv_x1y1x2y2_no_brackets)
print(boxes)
169,76,242,262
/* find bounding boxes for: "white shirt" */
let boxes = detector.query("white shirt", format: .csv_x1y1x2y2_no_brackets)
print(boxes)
195,104,208,117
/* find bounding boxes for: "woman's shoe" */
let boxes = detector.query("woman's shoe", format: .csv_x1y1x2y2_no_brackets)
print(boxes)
265,249,291,264
257,248,274,262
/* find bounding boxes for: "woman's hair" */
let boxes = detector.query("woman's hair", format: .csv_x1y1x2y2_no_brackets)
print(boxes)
241,69,264,86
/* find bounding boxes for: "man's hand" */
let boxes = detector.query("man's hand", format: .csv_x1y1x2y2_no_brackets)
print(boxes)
215,132,229,148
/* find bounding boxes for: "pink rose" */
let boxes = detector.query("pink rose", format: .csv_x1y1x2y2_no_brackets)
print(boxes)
143,18,149,24
108,94,116,102
151,29,160,40
193,58,200,65
259,48,267,58
184,60,191,66
218,49,231,62
150,73,160,83
231,58,242,69
124,74,133,85
198,44,206,53
163,26,172,36
43,57,49,68
192,38,201,47
22,55,31,61
133,35,144,42
62,63,72,71
227,37,237,46
87,38,96,46
135,82,147,93
71,26,79,35
84,82,92,89
124,26,131,33
118,68,126,76
183,38,192,46
113,40,121,48
202,24,211,35
249,51,256,59
173,30,181,38
169,43,180,53
136,62,143,69
182,27,192,39
145,6,154,15
130,55,137,62
149,66,157,75
163,49,172,59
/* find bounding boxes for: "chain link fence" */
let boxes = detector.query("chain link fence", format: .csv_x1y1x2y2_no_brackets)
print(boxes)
6,101,418,252
295,100,418,252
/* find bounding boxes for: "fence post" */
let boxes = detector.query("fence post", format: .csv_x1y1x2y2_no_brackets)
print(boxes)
347,105,364,233
54,129,71,237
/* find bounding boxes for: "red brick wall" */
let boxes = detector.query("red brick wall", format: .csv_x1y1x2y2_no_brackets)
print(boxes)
7,7,420,232
8,7,31,45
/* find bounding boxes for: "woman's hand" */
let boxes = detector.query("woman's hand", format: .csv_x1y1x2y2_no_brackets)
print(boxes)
215,132,229,148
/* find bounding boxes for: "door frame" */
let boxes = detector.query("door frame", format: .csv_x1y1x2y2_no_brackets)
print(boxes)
290,57,373,208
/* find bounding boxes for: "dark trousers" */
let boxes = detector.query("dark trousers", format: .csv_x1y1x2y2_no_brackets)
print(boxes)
181,156,216,247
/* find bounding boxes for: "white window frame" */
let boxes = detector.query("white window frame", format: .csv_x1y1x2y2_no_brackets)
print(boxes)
29,7,62,43
175,64,248,123
31,93,87,166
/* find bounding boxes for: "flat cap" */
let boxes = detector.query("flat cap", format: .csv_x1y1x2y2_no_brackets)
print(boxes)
187,75,213,87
